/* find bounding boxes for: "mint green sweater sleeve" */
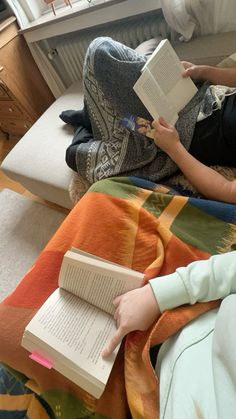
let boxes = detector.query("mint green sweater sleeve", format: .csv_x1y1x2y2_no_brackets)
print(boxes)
149,251,236,313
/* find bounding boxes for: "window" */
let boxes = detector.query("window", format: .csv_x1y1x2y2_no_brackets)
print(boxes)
41,0,91,15
10,0,100,27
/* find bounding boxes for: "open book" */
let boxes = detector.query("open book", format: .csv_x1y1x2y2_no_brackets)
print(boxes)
21,248,144,398
133,39,198,125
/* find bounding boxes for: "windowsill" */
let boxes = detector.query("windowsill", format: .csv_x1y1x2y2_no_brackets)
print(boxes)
21,0,122,33
20,0,161,43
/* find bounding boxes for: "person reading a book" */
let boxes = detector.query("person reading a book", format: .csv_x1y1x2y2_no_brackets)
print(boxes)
62,37,236,203
102,251,236,418
152,114,236,203
150,61,236,204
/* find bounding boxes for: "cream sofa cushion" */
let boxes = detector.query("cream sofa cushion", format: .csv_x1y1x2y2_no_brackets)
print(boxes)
1,81,84,209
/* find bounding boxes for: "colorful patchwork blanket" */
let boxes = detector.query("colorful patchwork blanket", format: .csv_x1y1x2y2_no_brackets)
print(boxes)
0,177,236,419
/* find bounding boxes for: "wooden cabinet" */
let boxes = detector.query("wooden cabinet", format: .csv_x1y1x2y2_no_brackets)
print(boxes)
0,16,54,138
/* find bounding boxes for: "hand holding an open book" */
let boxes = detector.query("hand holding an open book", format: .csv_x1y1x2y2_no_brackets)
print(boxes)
182,61,209,82
133,39,198,126
152,116,181,157
102,284,160,357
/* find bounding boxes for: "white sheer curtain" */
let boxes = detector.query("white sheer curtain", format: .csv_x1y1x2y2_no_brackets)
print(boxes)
6,0,44,28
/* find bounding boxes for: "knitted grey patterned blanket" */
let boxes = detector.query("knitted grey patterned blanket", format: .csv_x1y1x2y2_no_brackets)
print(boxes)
75,37,210,184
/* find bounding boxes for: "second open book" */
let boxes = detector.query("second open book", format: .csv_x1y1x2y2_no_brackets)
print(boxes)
21,248,144,398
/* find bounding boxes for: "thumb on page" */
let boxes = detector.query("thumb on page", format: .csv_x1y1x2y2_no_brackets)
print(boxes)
102,327,125,358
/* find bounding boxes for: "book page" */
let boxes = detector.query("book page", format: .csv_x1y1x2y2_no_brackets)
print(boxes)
166,76,198,112
146,39,185,96
135,39,197,122
59,251,144,315
70,247,138,272
22,289,118,394
146,39,198,112
133,69,178,125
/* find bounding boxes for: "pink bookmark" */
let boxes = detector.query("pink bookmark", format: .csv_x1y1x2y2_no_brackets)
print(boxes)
29,352,52,369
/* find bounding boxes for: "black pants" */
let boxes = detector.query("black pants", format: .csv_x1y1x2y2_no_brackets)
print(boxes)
190,94,236,167
66,126,93,172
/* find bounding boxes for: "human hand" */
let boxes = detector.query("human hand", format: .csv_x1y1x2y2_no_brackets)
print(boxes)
152,117,180,156
102,284,160,358
181,61,207,81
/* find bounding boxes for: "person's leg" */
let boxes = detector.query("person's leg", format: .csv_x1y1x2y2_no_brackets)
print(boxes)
65,126,93,171
75,37,157,184
221,92,236,164
82,37,151,141
189,109,224,165
189,93,236,166
59,101,91,130
156,311,217,419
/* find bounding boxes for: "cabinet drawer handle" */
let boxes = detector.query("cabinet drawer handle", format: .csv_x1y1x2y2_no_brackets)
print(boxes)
8,107,13,112
0,65,3,72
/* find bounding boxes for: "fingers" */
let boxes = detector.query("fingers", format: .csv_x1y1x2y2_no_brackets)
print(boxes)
159,116,171,128
113,295,122,307
152,116,171,131
181,61,195,78
114,307,120,327
181,61,194,70
182,68,193,78
182,69,189,78
152,119,159,129
102,327,125,358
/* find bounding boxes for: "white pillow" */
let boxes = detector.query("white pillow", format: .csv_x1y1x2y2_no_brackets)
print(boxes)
162,0,236,41
185,0,236,36
135,37,162,56
160,0,196,41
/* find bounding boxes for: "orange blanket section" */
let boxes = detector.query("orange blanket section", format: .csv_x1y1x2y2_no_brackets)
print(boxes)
1,177,234,419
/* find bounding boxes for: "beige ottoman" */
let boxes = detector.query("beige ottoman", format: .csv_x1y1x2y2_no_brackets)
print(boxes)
1,81,84,209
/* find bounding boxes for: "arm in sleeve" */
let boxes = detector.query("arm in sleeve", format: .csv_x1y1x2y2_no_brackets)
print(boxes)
149,251,236,313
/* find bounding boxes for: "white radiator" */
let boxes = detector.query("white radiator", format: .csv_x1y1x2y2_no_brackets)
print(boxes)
40,10,170,88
